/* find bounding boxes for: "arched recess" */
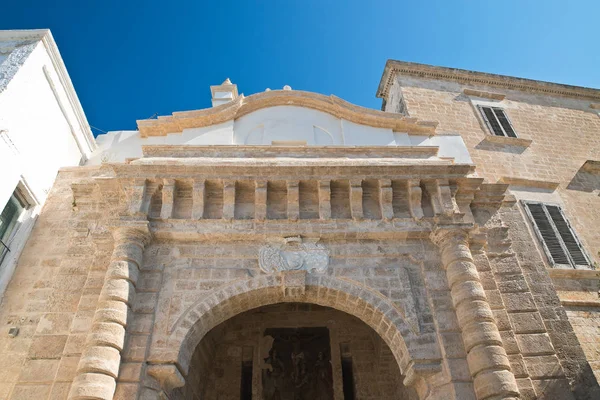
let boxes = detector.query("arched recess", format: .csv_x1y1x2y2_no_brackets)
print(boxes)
146,273,443,398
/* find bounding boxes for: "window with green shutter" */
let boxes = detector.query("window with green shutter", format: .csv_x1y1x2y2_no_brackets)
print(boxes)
0,193,26,242
478,105,518,138
523,201,591,268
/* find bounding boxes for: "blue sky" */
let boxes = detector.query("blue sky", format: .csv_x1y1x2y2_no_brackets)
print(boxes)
1,1,598,134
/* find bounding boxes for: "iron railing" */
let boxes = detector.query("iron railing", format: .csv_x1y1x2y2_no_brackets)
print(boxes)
0,239,9,266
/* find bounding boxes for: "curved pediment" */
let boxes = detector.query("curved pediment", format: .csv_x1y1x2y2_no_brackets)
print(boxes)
136,89,438,138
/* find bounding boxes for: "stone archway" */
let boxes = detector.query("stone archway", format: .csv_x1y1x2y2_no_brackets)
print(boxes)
146,273,444,399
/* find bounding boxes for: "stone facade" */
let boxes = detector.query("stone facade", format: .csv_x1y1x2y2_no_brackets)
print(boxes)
379,61,600,396
0,62,598,400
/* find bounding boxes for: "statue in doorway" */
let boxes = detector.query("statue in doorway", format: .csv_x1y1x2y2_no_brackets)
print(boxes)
263,347,285,400
314,351,333,400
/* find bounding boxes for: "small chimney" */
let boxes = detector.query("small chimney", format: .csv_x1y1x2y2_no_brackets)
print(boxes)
210,78,238,107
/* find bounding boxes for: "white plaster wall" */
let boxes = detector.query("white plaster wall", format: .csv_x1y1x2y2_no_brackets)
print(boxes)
0,38,92,296
233,106,342,145
90,105,473,164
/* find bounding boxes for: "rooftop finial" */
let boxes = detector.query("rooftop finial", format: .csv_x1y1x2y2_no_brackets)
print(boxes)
210,78,238,107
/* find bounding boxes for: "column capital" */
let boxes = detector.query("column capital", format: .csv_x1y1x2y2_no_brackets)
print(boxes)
146,364,185,394
110,220,151,246
429,225,473,248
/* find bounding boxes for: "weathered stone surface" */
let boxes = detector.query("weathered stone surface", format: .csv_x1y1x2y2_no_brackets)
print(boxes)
1,68,599,400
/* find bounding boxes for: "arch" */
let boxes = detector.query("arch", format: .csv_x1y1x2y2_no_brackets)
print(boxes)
147,273,442,395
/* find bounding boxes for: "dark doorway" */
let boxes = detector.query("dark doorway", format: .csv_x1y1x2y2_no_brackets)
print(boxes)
262,327,333,400
240,360,253,400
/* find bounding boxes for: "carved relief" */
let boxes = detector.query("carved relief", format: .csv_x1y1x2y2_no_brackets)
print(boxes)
258,237,329,274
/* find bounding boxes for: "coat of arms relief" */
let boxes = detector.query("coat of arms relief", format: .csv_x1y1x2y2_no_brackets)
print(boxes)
258,236,329,274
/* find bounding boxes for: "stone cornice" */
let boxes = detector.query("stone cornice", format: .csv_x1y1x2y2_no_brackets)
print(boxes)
581,160,600,174
377,60,600,101
498,176,559,191
111,161,475,180
548,268,599,280
140,144,442,159
136,90,439,138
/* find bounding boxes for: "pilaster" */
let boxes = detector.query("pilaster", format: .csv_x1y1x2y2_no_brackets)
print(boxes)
68,220,150,400
431,228,519,400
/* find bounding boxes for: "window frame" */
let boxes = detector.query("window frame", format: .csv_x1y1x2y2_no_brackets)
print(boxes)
477,105,518,138
0,186,34,266
522,200,592,268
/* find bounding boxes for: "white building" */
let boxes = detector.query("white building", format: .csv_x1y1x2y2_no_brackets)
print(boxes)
0,29,95,295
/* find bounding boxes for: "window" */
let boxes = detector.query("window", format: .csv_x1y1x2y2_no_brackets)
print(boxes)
478,106,517,138
523,201,590,268
0,190,28,264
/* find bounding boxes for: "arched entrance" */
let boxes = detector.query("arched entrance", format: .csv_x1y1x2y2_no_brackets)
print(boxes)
146,274,443,399
172,303,419,399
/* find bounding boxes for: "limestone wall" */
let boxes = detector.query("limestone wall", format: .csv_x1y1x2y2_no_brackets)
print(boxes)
386,75,600,266
385,75,600,388
0,160,598,399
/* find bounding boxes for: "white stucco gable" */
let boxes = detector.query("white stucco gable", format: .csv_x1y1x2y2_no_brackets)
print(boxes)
89,83,472,165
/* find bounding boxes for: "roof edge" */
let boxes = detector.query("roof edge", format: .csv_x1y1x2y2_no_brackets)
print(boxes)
39,30,97,154
136,89,440,138
377,60,600,101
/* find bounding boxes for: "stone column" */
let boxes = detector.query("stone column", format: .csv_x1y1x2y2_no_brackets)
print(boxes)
69,221,150,400
431,228,519,400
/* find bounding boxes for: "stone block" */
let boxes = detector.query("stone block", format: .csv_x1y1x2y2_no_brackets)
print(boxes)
56,356,80,382
118,362,143,382
64,334,87,356
36,313,73,335
508,354,528,378
10,384,51,400
509,312,545,334
440,332,467,358
503,292,537,312
114,382,140,399
516,333,555,356
49,382,71,400
524,355,564,378
516,378,537,400
28,335,67,359
18,359,60,382
531,378,575,400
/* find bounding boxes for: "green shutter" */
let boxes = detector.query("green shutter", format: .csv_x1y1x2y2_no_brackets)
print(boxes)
0,199,19,240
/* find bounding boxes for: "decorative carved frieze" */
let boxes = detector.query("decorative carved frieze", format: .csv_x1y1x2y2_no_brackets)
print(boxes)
258,236,329,274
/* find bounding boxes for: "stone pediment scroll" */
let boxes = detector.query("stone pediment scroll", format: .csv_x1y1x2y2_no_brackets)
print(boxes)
258,236,329,274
